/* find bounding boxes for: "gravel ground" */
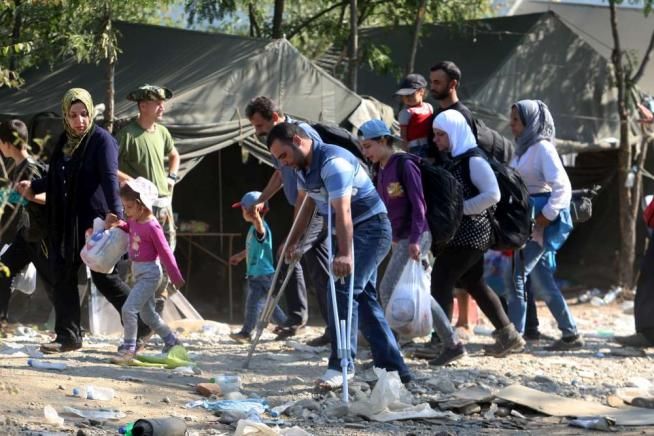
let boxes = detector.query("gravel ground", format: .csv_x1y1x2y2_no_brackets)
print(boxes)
0,299,653,435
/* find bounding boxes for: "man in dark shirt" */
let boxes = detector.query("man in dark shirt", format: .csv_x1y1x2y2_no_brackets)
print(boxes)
429,61,476,134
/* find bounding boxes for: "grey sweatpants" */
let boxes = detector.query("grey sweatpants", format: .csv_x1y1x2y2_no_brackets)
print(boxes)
122,261,173,343
380,231,459,348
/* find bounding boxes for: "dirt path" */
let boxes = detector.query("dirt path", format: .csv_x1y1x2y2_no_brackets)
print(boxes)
0,301,653,435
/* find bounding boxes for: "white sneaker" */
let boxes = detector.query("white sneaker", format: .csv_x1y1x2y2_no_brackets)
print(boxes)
315,368,354,389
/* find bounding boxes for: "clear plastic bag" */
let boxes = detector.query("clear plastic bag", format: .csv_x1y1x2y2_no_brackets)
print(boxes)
385,260,432,338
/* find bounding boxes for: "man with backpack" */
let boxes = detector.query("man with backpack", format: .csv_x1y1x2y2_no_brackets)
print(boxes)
245,96,330,345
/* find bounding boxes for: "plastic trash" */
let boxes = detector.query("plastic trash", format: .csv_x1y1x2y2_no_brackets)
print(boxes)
63,406,126,421
12,262,37,295
72,385,115,401
126,417,187,436
119,422,134,435
577,288,601,304
80,218,128,274
185,398,268,414
473,325,494,336
173,366,195,376
44,405,64,427
595,329,614,338
210,375,241,394
246,408,262,423
28,359,67,370
603,286,623,304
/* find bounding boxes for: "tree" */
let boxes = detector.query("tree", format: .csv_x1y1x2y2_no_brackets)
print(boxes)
608,0,654,287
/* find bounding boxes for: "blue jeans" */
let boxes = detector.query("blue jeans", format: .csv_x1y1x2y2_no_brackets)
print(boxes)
328,213,411,381
241,274,287,334
508,240,577,337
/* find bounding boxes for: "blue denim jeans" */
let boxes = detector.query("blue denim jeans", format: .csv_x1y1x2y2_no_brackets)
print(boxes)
507,240,577,337
327,213,411,381
241,274,287,334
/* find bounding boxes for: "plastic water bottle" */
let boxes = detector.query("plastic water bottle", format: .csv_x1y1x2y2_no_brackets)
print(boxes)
602,286,622,305
209,375,241,394
28,359,67,370
72,385,115,401
119,422,134,436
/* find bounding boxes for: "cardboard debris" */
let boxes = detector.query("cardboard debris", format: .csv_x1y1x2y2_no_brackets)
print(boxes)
496,384,654,426
434,385,495,409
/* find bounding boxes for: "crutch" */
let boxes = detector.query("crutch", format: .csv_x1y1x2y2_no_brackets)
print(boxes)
243,196,313,369
326,198,355,403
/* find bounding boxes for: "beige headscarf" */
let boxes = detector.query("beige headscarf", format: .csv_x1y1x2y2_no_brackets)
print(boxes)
61,88,94,157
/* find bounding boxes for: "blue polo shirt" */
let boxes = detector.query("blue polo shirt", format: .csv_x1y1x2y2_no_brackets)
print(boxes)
270,116,321,206
296,139,386,226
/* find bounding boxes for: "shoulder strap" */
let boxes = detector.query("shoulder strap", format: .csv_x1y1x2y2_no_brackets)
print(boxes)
395,153,415,191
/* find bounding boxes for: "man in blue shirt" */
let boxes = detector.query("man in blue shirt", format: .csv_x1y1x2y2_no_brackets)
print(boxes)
246,97,330,346
267,122,411,388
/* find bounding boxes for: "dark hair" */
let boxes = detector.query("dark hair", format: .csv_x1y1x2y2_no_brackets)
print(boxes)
266,122,308,149
0,119,28,149
245,96,282,121
430,61,462,84
119,183,144,207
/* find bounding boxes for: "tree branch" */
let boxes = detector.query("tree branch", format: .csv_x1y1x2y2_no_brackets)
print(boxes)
630,28,654,85
286,1,348,39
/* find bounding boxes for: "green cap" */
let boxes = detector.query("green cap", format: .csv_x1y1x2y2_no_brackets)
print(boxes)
126,84,173,102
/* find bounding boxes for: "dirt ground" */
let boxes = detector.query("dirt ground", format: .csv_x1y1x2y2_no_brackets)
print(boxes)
0,298,653,436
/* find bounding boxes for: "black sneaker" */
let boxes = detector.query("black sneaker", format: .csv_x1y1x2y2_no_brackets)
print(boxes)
615,333,654,348
544,334,584,351
429,343,466,366
41,340,83,354
523,331,556,342
306,333,330,347
230,331,252,344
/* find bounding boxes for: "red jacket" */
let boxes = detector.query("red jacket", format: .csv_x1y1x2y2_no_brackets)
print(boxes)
644,198,654,229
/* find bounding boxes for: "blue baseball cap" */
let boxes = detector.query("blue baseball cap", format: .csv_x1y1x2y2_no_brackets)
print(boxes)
232,191,268,209
358,119,402,142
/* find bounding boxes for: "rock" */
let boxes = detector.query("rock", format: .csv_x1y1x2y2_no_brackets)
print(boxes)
58,385,65,390
88,419,104,427
162,397,171,404
76,430,90,436
534,375,556,384
631,397,654,409
495,407,510,418
323,402,349,418
293,399,321,411
426,377,456,394
196,383,222,397
218,410,247,424
607,395,624,407
459,403,481,415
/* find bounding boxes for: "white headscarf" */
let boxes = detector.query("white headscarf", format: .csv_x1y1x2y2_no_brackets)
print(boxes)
433,109,477,157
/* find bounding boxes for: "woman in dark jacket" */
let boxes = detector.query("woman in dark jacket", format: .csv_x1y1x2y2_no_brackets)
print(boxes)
19,88,148,353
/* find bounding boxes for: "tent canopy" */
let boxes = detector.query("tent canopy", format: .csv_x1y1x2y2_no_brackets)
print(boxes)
0,21,363,173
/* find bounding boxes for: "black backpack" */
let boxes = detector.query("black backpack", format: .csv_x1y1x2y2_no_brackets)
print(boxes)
456,148,532,250
395,153,464,253
310,123,365,162
473,118,515,164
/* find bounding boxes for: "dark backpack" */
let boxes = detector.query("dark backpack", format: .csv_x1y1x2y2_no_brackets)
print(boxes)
456,148,532,250
310,123,365,162
473,118,515,164
21,158,49,242
395,153,464,253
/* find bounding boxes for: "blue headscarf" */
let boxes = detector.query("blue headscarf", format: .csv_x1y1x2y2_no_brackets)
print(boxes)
513,99,556,157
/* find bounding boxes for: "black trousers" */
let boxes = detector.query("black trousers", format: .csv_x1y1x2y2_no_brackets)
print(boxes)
0,233,54,321
431,245,510,330
52,256,151,344
282,214,330,329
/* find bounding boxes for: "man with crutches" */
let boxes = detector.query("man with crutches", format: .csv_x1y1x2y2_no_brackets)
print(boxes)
267,122,412,390
245,97,331,346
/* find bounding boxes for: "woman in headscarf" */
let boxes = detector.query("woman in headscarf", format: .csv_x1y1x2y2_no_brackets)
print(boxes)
431,109,525,358
506,99,582,351
18,88,149,353
358,119,465,366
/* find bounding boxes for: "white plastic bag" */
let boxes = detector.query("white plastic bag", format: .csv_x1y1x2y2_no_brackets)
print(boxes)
12,262,36,295
385,260,432,338
80,218,128,274
0,244,37,295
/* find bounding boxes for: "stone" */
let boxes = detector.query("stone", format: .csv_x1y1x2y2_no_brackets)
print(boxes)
459,403,481,415
607,395,624,407
323,402,349,418
495,407,510,418
631,397,654,409
426,377,456,394
196,383,221,397
293,399,321,411
162,397,171,404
